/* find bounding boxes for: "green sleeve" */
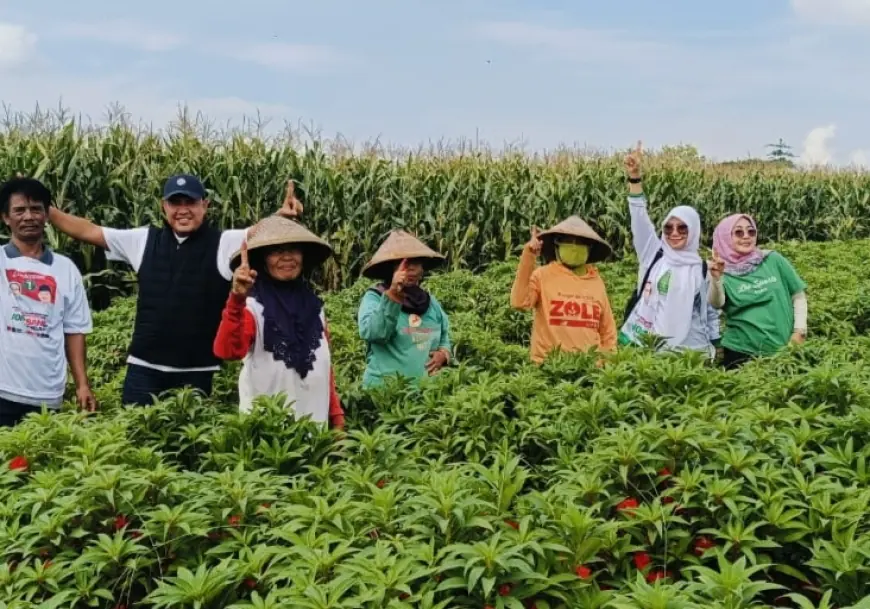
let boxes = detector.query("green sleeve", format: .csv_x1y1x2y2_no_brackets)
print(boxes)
358,290,402,343
434,297,452,354
773,253,807,295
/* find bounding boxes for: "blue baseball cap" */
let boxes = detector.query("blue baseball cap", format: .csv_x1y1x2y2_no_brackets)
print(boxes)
163,174,206,200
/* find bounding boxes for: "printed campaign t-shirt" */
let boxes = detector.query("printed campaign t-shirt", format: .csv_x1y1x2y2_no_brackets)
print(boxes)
102,226,247,373
619,262,710,352
720,252,807,356
0,244,93,407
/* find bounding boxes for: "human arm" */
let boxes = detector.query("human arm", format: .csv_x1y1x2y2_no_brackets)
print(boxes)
322,320,345,430
510,228,542,310
63,266,95,410
704,287,722,344
64,334,96,411
791,292,808,344
48,207,108,249
599,296,618,353
213,293,257,360
426,301,452,375
624,142,661,264
358,290,402,343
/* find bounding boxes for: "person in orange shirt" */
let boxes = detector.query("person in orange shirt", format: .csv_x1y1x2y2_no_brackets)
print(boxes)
510,217,617,363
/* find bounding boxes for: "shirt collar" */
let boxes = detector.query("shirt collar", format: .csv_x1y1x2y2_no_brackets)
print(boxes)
3,242,54,265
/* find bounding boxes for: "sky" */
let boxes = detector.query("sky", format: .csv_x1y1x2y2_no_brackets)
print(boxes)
0,0,868,165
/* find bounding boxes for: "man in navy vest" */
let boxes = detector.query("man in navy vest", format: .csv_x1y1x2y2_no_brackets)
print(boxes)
48,175,302,405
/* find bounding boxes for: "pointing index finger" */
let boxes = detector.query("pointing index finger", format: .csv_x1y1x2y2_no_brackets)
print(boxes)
635,140,643,156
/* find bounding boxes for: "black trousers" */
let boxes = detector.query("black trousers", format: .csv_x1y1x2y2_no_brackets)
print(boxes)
722,347,753,370
121,363,214,406
0,397,45,428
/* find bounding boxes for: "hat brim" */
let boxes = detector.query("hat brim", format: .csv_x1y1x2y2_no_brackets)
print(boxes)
540,233,612,264
230,239,334,272
362,256,445,280
163,189,205,200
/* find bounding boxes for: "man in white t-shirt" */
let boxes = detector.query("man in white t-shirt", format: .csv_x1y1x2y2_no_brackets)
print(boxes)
0,177,95,427
48,175,303,405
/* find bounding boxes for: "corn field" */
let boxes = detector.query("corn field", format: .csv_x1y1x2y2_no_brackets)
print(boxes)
2,111,870,297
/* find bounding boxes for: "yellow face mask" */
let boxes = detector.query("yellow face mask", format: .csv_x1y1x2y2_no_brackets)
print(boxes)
556,243,589,269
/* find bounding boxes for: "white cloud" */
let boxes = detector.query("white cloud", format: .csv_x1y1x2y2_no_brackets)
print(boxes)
475,21,667,64
849,149,869,167
56,20,181,52
0,23,37,68
800,125,837,166
226,42,346,71
791,0,870,25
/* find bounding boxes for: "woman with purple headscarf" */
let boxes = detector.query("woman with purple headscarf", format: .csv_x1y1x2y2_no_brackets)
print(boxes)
708,214,808,369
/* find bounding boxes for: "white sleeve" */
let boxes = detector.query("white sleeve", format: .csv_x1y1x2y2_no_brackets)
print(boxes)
627,194,663,279
62,262,93,334
793,292,807,332
102,227,150,273
217,229,250,281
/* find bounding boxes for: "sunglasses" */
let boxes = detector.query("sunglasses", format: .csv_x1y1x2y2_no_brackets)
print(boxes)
733,228,757,239
663,223,689,236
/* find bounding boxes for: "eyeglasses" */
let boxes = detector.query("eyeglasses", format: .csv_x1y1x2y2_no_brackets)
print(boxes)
732,228,757,239
663,223,688,236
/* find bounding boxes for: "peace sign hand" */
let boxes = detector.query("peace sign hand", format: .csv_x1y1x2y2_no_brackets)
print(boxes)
709,247,725,280
624,140,643,179
278,180,304,218
233,241,258,297
526,226,543,255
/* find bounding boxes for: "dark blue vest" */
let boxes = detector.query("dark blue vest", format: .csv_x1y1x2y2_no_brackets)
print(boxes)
128,222,230,368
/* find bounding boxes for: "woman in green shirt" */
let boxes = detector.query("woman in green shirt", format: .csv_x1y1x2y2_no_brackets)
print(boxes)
357,230,452,388
708,214,808,369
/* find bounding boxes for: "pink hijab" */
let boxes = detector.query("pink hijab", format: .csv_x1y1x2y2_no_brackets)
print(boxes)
712,214,770,276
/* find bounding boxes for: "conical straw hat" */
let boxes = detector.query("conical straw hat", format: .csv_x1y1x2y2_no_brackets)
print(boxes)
230,214,333,270
538,216,613,263
362,230,445,279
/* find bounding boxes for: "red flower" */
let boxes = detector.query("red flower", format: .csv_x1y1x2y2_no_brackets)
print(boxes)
498,583,512,596
658,468,672,477
617,498,639,512
113,515,129,530
575,565,592,579
227,515,241,527
633,552,651,570
244,579,257,589
130,530,143,539
376,479,386,489
9,456,28,471
693,536,715,556
504,519,519,530
662,496,675,504
646,570,672,583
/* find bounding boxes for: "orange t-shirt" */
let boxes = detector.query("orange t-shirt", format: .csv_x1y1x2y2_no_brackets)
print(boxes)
510,248,617,363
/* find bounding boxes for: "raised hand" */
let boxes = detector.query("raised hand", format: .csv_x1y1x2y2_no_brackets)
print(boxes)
526,226,543,255
624,140,643,179
278,179,304,218
709,247,725,280
390,259,409,294
232,241,258,297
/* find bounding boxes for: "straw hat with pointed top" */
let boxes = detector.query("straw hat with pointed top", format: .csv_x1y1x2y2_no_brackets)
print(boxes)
538,216,613,264
362,230,446,279
229,214,333,271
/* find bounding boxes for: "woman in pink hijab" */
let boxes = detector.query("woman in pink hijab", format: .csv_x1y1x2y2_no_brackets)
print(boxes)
707,214,808,369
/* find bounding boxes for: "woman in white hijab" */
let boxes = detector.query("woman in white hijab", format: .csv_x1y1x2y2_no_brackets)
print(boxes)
617,142,720,356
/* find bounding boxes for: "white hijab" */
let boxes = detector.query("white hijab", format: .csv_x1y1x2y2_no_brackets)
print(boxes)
655,205,704,346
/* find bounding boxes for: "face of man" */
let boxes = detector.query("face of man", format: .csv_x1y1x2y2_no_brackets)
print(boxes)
3,194,47,243
162,195,209,235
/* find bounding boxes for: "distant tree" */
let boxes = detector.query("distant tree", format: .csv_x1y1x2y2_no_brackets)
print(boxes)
766,139,796,165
